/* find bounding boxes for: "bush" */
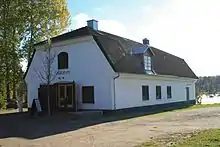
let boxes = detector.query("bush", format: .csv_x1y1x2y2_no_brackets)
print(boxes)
22,102,27,108
0,97,6,110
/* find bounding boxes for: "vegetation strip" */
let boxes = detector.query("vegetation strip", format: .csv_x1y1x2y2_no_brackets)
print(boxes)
139,129,220,147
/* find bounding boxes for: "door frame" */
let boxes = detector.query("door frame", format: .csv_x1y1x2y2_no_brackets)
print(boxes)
57,82,76,111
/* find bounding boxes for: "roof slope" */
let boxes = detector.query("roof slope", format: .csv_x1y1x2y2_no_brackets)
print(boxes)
26,27,198,79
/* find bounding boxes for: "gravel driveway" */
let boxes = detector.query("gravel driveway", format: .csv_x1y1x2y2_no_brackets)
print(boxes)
1,107,220,147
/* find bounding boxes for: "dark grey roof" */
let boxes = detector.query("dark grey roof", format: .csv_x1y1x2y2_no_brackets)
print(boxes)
24,27,198,79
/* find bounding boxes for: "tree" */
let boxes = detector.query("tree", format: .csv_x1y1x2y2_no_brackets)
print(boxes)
35,38,57,116
196,87,202,104
0,0,26,101
0,0,70,106
22,0,70,63
196,76,220,95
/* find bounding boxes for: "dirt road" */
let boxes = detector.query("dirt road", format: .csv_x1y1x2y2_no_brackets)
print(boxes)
1,107,220,147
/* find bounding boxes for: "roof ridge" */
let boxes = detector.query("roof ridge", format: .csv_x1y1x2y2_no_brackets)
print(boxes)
97,30,184,60
35,26,91,46
98,30,143,45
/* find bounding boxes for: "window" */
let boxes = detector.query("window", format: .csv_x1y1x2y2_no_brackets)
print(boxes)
142,85,149,101
167,86,172,99
156,86,161,99
82,86,94,104
144,56,152,71
58,52,68,69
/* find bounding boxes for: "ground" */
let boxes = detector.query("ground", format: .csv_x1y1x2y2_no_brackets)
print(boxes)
1,107,220,147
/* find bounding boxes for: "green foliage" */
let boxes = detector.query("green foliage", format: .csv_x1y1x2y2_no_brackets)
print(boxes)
0,81,7,109
0,96,6,110
0,0,70,101
21,0,70,62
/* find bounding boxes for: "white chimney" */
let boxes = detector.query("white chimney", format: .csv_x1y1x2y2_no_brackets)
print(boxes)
143,38,149,45
87,19,98,30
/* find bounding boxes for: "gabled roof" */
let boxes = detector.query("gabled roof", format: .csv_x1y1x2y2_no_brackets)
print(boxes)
24,27,198,79
131,46,154,55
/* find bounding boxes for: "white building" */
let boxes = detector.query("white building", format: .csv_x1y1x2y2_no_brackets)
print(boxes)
24,19,198,112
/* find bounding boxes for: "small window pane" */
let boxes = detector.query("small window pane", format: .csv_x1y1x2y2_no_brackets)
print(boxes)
156,86,161,99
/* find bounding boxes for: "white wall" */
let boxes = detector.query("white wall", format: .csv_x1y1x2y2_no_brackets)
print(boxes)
25,36,115,110
114,74,196,109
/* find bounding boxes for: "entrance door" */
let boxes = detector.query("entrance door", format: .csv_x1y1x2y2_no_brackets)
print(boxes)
59,85,66,108
66,85,73,108
58,84,75,110
186,87,190,101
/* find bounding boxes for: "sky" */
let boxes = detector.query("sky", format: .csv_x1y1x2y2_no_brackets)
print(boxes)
67,0,220,77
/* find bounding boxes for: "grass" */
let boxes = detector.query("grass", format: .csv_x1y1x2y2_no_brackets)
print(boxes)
187,103,220,109
150,103,220,117
0,108,27,114
139,129,220,147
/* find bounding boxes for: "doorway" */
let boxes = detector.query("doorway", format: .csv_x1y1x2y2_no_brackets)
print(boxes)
58,84,76,111
186,87,190,101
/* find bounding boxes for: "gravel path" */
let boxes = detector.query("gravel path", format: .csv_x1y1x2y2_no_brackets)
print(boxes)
1,107,220,147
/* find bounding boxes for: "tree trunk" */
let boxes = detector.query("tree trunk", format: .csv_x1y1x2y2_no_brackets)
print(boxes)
6,63,10,100
12,30,17,100
47,84,51,116
3,0,10,101
12,78,16,100
6,82,10,101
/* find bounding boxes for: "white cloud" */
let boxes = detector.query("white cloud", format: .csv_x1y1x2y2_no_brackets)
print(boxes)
72,13,127,37
73,13,90,29
71,1,220,76
99,20,127,36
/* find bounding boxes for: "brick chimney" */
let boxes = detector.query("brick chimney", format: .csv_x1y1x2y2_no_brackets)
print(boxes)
143,38,149,45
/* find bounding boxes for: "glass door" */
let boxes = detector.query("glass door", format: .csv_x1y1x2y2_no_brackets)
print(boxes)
58,84,74,109
66,85,73,108
58,85,66,108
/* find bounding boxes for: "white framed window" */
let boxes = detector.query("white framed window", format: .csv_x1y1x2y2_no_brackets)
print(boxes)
142,85,149,101
167,86,172,99
144,56,152,71
156,86,162,99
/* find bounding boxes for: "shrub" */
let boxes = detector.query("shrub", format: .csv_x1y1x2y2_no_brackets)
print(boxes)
0,95,6,109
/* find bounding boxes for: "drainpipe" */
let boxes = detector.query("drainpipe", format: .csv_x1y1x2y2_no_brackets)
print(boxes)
113,73,120,110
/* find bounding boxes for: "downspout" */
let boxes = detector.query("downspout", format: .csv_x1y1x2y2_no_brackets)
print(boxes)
113,73,120,110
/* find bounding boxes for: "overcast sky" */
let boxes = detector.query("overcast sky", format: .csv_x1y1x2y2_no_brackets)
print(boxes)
67,0,220,77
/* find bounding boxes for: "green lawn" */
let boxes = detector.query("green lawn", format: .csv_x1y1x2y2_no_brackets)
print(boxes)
139,129,220,147
150,103,220,117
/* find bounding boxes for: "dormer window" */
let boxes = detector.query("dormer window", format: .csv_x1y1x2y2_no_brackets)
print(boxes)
144,55,152,71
